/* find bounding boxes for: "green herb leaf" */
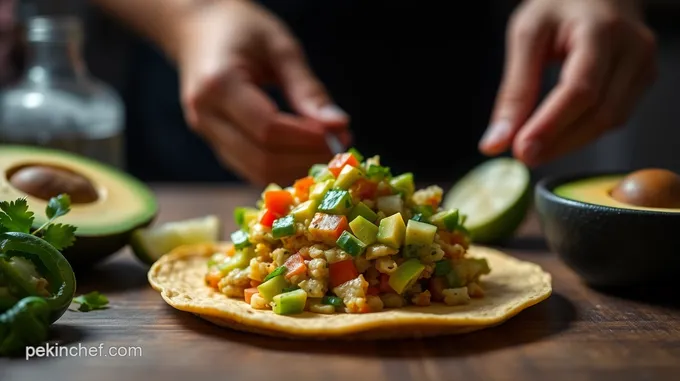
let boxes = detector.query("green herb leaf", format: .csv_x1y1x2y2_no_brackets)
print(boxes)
72,291,109,312
0,198,34,233
41,223,77,251
46,194,71,219
263,266,287,282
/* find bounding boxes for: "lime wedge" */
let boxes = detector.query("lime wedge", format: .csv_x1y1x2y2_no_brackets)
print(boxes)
130,215,222,265
442,157,531,243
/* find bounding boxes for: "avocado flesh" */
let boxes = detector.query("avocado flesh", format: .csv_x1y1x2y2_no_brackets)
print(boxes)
0,145,158,267
554,175,680,213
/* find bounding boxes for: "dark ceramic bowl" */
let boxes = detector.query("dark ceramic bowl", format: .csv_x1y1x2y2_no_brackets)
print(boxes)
535,172,680,287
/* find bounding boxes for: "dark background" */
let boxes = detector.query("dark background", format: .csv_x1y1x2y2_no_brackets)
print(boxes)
9,0,680,184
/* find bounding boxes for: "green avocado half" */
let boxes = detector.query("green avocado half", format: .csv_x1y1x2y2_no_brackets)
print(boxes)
0,145,158,267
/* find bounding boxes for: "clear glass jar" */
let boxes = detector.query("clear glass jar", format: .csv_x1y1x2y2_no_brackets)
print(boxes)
0,15,125,169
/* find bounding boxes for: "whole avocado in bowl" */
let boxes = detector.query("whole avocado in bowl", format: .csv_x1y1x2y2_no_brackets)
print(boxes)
535,168,680,287
0,145,158,268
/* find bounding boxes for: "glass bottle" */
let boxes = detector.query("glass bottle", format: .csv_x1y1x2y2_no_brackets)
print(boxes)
0,15,125,169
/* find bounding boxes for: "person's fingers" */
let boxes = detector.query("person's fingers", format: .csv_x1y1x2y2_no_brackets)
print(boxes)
270,36,349,130
512,22,614,166
197,112,338,186
479,13,552,155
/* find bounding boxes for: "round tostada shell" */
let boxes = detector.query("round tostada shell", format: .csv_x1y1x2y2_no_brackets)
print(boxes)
148,242,552,340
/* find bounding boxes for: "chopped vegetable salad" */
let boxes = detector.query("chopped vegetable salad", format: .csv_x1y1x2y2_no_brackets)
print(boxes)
206,150,490,315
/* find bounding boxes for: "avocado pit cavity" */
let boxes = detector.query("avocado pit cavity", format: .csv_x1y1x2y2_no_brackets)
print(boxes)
610,168,680,209
8,164,99,204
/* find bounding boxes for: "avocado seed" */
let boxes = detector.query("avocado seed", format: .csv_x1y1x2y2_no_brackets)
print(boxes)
610,168,680,209
8,165,99,204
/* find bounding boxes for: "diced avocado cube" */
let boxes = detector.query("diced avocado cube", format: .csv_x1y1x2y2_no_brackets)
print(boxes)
377,213,406,249
272,215,296,239
335,165,363,189
348,201,378,223
318,189,353,215
430,209,459,231
309,164,328,178
272,288,308,315
336,231,367,256
390,173,415,198
388,259,425,294
291,199,319,222
405,220,437,246
218,250,250,275
349,216,379,246
309,179,334,201
257,275,290,303
434,260,452,276
230,230,252,249
377,194,403,216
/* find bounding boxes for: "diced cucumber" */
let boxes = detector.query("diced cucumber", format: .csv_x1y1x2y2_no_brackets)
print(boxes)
230,230,252,250
318,189,353,215
402,244,427,259
377,194,403,216
377,213,406,249
348,201,378,223
366,164,391,180
335,165,363,189
405,220,437,246
272,215,296,239
388,259,425,294
336,231,366,256
413,205,434,219
272,288,307,315
349,216,379,245
430,209,459,231
309,179,334,201
234,207,259,229
257,275,290,303
390,173,415,198
309,164,328,178
291,199,319,222
217,249,251,275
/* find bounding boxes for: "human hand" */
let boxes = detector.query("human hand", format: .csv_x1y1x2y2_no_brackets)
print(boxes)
177,0,350,185
479,0,657,166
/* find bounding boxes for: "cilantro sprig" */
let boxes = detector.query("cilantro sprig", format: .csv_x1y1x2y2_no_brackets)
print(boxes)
0,194,77,251
71,291,109,312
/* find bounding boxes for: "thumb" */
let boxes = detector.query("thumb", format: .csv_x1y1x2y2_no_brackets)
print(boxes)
275,43,349,129
479,16,552,156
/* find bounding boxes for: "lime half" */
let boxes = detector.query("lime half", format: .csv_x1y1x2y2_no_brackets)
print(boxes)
443,157,531,243
131,215,222,265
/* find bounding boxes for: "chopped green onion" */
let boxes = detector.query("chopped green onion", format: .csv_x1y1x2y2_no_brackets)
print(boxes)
321,295,344,307
366,164,391,180
263,266,287,282
230,230,252,250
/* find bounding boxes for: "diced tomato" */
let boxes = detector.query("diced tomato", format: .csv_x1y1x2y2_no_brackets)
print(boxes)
259,208,278,228
264,190,294,215
250,279,262,288
329,259,359,289
308,213,349,245
350,178,378,200
283,253,307,280
205,271,222,289
359,303,372,313
328,153,360,177
367,286,380,296
293,176,315,202
428,277,447,302
244,288,259,304
379,273,395,293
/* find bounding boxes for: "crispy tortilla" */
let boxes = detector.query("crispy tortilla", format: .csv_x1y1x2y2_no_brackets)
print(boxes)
148,243,552,340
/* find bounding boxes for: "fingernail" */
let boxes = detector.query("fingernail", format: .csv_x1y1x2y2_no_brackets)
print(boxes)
316,104,348,122
480,119,512,147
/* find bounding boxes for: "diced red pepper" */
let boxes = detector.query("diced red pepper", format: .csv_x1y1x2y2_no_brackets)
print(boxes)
367,286,380,296
428,277,447,302
244,288,258,304
329,259,359,289
259,208,278,228
308,213,349,245
359,303,371,313
293,176,315,202
350,178,378,200
379,273,395,293
250,279,262,288
283,253,307,280
328,153,360,177
264,190,294,215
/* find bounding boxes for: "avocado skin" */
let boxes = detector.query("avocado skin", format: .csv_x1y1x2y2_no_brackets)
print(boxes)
536,173,680,287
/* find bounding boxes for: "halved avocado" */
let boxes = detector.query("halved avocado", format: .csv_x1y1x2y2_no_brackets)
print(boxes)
0,145,158,267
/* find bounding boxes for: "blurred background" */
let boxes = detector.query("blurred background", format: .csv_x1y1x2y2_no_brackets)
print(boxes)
2,0,680,184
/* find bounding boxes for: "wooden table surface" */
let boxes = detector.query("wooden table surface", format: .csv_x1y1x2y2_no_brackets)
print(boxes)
2,185,679,381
